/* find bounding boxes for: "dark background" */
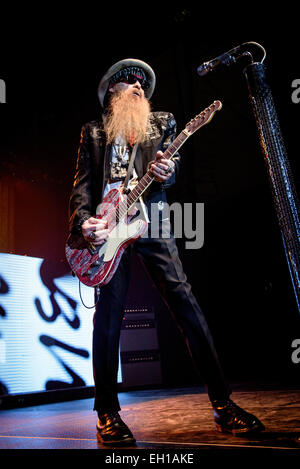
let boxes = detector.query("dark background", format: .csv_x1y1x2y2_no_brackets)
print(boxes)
0,6,299,389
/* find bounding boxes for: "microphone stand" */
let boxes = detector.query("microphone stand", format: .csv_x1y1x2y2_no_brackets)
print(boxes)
198,42,300,315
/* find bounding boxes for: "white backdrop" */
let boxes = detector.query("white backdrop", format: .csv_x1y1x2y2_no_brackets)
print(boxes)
0,253,121,396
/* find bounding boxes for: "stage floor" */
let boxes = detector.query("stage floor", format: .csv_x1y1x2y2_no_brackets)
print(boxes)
0,384,299,453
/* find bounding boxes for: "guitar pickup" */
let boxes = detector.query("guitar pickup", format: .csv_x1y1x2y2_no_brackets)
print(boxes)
87,242,97,255
92,260,101,266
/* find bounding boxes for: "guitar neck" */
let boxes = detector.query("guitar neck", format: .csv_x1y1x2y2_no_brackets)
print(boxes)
117,129,190,220
115,100,222,220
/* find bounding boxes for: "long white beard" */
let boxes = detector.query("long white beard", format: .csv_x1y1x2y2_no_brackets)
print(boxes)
104,89,151,145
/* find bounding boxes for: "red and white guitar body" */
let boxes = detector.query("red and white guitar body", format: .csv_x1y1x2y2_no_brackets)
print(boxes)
65,188,148,287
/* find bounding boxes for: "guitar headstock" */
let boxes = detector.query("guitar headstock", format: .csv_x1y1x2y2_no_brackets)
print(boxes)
185,100,222,135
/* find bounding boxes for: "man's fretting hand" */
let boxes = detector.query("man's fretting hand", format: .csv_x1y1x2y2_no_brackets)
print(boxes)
150,151,175,182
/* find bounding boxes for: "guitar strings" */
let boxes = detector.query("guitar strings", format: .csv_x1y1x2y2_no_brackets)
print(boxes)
109,126,195,223
116,133,188,220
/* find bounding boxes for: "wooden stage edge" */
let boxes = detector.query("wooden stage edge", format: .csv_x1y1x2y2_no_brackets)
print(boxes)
0,384,299,452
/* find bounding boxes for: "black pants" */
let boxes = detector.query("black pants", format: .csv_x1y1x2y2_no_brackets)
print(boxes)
92,223,231,414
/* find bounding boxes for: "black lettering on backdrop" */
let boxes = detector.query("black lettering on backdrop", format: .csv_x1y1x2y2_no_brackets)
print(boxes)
0,275,9,395
39,334,89,389
35,260,90,391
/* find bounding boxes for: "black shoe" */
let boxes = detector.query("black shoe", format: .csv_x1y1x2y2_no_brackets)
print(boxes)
212,398,265,436
96,412,136,446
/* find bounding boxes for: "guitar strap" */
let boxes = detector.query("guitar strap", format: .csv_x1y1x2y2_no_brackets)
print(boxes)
123,143,138,194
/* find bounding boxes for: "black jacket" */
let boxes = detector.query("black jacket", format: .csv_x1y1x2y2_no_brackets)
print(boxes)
68,111,181,234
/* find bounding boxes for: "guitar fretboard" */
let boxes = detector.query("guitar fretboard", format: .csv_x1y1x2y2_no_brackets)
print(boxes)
114,99,223,222
116,129,190,221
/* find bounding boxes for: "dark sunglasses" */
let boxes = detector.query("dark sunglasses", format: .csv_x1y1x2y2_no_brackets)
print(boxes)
114,73,150,90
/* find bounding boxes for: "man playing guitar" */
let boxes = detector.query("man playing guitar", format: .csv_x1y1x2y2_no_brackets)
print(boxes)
68,58,264,445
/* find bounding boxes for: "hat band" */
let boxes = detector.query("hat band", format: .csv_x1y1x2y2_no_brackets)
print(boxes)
109,66,147,85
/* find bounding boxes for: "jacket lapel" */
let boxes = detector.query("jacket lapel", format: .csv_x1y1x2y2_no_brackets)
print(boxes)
134,145,144,180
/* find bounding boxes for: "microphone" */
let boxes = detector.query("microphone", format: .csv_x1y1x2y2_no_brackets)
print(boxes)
197,45,242,76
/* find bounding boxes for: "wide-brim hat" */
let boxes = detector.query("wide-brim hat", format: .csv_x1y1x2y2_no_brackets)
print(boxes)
98,58,156,108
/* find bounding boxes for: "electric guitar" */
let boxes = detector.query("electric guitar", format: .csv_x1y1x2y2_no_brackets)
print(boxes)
65,100,222,287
